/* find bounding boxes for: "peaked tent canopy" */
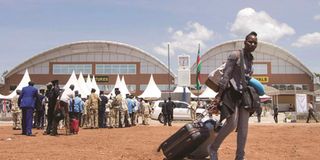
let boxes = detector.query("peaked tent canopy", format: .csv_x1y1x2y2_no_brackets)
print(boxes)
5,69,31,99
77,72,90,98
108,74,122,98
86,74,93,92
173,86,197,98
139,74,161,100
63,70,81,93
91,75,100,94
119,76,130,97
197,87,217,99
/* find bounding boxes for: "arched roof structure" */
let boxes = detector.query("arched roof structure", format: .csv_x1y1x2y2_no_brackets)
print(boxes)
5,41,176,78
191,40,313,77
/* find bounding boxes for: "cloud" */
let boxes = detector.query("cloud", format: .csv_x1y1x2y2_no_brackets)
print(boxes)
230,8,295,42
314,15,320,21
292,32,320,47
154,22,214,56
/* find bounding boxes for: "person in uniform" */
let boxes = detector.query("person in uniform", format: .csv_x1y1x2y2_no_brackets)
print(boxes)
11,90,22,130
88,88,100,128
112,89,122,128
189,100,198,121
141,99,152,125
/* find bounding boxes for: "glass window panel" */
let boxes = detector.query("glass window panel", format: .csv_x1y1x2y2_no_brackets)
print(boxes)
253,64,268,74
52,64,92,74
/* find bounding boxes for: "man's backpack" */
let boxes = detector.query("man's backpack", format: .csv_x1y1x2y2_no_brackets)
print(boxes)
205,63,225,92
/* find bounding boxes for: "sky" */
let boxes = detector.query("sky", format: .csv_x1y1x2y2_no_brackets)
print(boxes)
0,0,320,76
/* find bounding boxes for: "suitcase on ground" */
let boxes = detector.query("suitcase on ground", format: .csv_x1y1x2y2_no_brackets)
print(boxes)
188,119,218,159
71,118,79,134
157,122,210,160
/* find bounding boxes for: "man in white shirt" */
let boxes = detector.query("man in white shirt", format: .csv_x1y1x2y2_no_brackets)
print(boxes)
52,84,75,135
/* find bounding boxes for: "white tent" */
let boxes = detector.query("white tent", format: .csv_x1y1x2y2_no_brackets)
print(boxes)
63,70,81,92
5,69,31,99
173,86,197,98
91,75,100,94
197,87,217,99
107,74,121,98
86,74,93,92
119,76,130,97
139,74,161,100
77,72,90,98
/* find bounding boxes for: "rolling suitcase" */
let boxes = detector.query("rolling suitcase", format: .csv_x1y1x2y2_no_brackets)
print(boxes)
71,118,79,134
157,121,210,160
188,119,219,159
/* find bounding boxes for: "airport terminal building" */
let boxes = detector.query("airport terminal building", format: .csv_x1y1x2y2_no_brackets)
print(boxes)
0,40,315,111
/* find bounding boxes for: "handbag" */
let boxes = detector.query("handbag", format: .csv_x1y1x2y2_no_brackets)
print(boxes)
239,51,261,114
205,63,225,92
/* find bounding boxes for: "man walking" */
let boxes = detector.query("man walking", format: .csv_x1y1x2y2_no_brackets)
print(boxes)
18,81,38,136
165,97,176,126
306,102,319,123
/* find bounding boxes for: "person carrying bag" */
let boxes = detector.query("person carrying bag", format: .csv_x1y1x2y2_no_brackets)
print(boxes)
207,31,259,160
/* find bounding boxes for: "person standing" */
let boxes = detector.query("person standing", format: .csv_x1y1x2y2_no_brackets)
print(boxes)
112,89,122,128
99,91,108,128
141,99,152,125
52,84,74,135
165,97,176,126
11,90,22,130
273,105,279,123
70,91,83,124
306,102,319,123
18,81,38,136
208,31,258,160
189,100,198,121
44,80,60,135
161,100,168,126
88,88,100,129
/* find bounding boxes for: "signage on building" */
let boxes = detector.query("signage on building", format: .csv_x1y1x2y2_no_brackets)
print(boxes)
253,76,269,83
94,76,109,82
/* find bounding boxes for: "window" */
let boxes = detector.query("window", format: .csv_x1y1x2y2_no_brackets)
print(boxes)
253,64,268,74
53,64,92,75
96,64,136,74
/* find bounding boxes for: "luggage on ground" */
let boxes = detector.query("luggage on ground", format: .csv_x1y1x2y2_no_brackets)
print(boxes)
70,118,79,134
157,121,210,160
188,119,218,159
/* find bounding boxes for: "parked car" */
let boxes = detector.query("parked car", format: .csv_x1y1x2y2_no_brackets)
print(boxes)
150,100,206,123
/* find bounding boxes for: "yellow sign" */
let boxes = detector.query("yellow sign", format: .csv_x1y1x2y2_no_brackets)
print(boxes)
253,76,269,83
95,76,109,82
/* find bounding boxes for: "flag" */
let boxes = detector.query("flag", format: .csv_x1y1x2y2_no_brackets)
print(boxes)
196,45,202,90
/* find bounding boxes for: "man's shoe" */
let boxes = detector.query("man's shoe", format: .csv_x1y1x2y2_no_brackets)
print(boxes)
209,151,218,160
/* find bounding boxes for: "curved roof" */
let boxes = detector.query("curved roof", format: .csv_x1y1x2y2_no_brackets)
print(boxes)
6,40,176,77
191,40,313,77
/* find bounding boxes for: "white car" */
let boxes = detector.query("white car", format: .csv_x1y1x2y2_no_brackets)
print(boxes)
151,100,206,123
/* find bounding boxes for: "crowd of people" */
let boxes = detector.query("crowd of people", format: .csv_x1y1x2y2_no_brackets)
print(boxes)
9,79,156,136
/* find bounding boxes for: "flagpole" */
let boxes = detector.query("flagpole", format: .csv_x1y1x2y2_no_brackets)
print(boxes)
168,44,171,97
197,43,200,104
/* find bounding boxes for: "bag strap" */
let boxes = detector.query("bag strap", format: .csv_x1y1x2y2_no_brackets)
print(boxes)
239,49,248,90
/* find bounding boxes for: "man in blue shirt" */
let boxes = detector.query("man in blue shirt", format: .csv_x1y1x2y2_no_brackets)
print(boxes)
18,81,38,136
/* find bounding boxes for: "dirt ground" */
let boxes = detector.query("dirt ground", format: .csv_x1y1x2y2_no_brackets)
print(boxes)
0,122,320,160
